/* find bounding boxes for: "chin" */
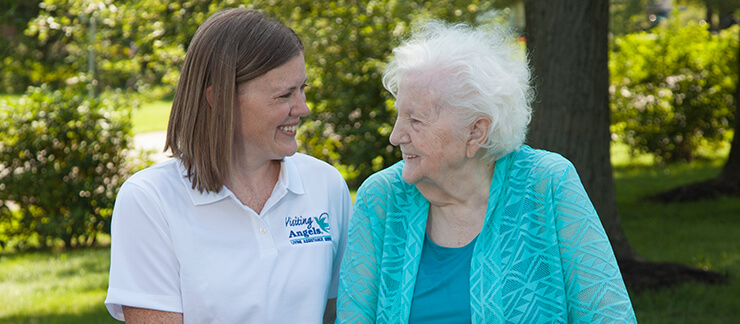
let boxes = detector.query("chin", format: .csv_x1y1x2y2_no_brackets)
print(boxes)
401,170,420,185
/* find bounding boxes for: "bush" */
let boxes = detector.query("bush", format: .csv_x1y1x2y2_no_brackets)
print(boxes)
0,85,145,250
610,21,738,163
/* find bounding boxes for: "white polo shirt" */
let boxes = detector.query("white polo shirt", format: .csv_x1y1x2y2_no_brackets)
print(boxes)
105,153,351,323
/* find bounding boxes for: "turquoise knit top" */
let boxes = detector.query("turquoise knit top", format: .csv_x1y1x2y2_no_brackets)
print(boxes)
336,145,637,324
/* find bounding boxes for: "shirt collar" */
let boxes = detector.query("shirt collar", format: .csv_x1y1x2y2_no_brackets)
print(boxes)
180,156,305,206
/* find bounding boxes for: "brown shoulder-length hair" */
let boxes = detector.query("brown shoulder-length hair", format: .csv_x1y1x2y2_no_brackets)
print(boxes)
165,8,304,193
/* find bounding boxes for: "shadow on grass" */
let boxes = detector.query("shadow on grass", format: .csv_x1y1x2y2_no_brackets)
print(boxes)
1,306,118,324
620,257,729,293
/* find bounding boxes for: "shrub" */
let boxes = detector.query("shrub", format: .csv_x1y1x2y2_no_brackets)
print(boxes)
610,21,738,163
0,85,145,250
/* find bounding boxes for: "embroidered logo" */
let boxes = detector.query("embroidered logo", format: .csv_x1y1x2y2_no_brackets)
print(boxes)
285,212,332,245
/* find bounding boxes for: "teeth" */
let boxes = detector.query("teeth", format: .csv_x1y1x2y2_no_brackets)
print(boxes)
279,125,297,132
404,154,418,159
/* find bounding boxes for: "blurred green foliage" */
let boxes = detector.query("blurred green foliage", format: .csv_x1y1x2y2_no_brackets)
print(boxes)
610,21,738,163
1,0,505,187
0,85,147,250
1,0,738,193
252,0,498,186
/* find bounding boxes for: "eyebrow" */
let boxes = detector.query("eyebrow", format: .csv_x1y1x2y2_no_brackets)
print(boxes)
280,77,308,93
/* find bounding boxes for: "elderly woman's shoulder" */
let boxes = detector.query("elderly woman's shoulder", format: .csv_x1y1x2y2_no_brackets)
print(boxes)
511,145,576,177
357,160,408,193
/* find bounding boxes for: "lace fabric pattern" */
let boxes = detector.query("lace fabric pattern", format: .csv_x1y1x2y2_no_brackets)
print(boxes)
337,145,637,324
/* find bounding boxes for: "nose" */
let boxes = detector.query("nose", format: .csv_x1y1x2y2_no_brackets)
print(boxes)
389,116,408,146
290,91,310,117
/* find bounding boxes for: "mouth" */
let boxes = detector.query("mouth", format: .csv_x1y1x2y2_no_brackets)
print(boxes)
278,125,298,133
403,153,418,159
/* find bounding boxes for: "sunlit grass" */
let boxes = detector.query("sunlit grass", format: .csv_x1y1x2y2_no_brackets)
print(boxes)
0,248,118,323
2,93,169,135
2,92,738,322
132,99,171,134
615,162,740,323
1,94,22,103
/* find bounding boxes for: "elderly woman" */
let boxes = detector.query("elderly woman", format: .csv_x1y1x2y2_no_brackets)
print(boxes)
336,21,636,323
105,8,350,324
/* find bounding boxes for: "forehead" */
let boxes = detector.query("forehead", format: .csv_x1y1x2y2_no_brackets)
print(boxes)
396,72,446,114
239,54,306,93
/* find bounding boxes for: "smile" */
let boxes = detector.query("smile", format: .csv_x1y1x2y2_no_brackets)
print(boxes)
403,153,418,159
278,125,297,132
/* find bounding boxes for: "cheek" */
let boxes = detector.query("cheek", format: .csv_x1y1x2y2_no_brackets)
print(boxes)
426,130,455,155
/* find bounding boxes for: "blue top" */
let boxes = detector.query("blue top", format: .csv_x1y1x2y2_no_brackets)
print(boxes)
408,235,477,324
336,145,637,324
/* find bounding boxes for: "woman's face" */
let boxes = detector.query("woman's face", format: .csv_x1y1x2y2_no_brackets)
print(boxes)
233,53,309,162
389,74,469,186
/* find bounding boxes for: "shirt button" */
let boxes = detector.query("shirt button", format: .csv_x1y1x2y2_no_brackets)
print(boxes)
259,227,267,234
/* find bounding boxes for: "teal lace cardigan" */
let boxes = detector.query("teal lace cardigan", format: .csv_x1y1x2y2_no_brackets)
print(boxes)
337,145,637,323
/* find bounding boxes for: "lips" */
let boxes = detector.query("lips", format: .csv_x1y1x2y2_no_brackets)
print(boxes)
278,125,297,133
403,153,418,159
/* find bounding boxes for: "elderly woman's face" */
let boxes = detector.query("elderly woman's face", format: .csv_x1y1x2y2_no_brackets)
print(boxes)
389,75,468,186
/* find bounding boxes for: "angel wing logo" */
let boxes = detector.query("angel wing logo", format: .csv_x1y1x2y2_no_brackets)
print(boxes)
314,212,331,233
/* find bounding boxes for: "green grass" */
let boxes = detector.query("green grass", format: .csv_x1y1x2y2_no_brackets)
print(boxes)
2,92,738,322
2,93,169,135
0,161,737,323
132,99,171,134
0,248,118,323
615,161,740,323
1,94,22,103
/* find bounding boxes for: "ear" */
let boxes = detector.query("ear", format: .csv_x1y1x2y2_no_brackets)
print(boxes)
205,86,213,107
465,117,491,158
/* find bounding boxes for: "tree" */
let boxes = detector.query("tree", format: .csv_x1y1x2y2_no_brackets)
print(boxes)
522,0,635,260
722,30,740,181
645,2,740,202
523,0,727,291
610,22,737,165
0,0,43,92
251,0,496,187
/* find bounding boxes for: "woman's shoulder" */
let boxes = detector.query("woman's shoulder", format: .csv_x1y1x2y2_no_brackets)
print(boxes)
286,152,345,181
114,159,189,206
507,145,576,180
122,159,182,189
357,160,407,193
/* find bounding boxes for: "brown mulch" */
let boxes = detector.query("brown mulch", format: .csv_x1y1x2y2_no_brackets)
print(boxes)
619,257,729,293
626,178,736,292
647,178,740,203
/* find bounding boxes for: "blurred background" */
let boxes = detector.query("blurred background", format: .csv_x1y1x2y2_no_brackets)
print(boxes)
1,0,738,322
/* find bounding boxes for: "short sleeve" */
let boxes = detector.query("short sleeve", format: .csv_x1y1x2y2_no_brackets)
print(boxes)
104,180,183,321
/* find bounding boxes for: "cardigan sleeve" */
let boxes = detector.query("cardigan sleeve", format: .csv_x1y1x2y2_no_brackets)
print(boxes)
550,159,637,324
336,174,388,323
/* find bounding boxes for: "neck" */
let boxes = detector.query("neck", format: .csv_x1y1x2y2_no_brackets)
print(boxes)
419,158,494,247
225,153,281,214
417,158,493,208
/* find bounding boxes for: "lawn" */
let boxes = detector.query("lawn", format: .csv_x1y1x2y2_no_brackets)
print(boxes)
2,94,738,322
615,161,740,323
0,161,738,323
132,99,171,134
2,93,170,135
0,248,118,323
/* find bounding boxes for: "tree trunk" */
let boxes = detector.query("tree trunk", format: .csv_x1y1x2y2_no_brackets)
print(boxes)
522,0,635,260
720,28,740,181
